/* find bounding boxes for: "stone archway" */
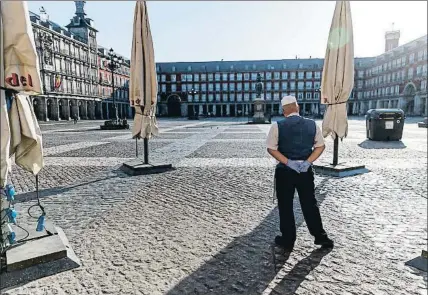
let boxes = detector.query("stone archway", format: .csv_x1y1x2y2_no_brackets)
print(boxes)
403,83,417,115
79,101,87,120
167,94,182,117
32,97,42,121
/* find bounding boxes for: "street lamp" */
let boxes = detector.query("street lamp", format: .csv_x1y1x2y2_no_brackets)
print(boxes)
36,31,53,94
188,88,198,119
107,48,123,122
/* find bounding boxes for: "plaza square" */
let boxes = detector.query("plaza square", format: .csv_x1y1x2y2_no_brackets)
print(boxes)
2,117,427,295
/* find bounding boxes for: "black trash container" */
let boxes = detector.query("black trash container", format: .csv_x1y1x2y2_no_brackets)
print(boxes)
366,109,405,141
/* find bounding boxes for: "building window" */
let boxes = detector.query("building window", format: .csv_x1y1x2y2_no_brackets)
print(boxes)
187,74,192,81
222,73,228,81
290,72,296,79
423,65,427,76
237,73,243,81
281,72,288,79
201,94,207,101
161,75,166,82
171,84,176,92
358,71,364,78
244,82,250,91
252,93,257,100
409,53,415,64
215,83,221,91
290,82,295,90
194,84,200,91
194,94,199,101
215,93,221,101
237,93,242,101
306,92,312,99
298,82,304,90
357,80,363,89
282,82,287,90
201,84,207,91
223,93,228,101
314,82,320,89
305,81,313,89
187,66,192,71
161,84,166,92
244,73,250,80
306,72,313,79
266,72,272,80
215,73,220,81
209,94,214,101
182,84,187,92
298,72,304,79
244,93,250,101
421,80,427,90
230,83,235,91
194,74,199,82
274,82,280,90
266,82,272,91
314,92,319,99
222,83,228,91
201,74,206,81
171,74,176,82
251,73,258,80
417,66,422,76
181,74,187,82
314,71,321,79
237,83,242,91
208,83,213,91
274,92,280,100
230,93,235,101
274,72,280,80
408,68,414,79
297,92,304,100
208,73,213,81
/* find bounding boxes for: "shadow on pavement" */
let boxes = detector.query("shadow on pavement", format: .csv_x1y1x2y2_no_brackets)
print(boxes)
271,248,333,295
358,139,407,149
12,170,125,204
166,178,330,295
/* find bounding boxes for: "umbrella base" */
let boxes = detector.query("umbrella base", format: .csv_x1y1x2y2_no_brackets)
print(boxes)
405,250,428,272
418,117,427,128
1,224,80,291
121,159,173,176
313,162,369,178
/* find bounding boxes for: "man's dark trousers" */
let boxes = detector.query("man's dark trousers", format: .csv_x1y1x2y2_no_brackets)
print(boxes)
275,166,327,247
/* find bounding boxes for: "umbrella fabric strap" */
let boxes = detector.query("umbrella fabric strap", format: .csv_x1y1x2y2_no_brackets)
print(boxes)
326,101,347,106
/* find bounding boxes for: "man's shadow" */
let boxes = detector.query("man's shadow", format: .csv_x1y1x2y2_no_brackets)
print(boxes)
271,247,333,294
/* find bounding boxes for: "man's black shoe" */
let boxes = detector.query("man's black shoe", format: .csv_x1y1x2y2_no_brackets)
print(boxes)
314,236,334,248
274,236,294,251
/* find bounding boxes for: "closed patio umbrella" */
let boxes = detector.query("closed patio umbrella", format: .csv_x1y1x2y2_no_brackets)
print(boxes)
130,0,158,161
0,0,44,185
320,0,354,165
121,0,171,175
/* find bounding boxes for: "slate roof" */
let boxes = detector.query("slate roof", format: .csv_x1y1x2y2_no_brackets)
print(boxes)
155,57,374,73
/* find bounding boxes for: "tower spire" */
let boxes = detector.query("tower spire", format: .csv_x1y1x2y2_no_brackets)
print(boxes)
75,1,86,16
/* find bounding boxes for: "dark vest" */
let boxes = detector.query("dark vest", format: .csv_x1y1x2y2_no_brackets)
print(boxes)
277,116,316,168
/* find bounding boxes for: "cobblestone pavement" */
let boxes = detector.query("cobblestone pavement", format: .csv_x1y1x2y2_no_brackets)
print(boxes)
4,117,427,295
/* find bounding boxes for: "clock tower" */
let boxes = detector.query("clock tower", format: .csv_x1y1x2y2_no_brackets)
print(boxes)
66,0,98,46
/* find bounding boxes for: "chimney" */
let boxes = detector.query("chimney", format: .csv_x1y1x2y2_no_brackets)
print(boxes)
385,23,400,52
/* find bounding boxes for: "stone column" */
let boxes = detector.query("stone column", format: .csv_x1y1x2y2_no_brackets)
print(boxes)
50,98,60,121
213,104,217,116
376,100,381,109
199,105,203,115
226,104,230,116
388,100,392,109
37,97,48,121
234,104,237,117
181,103,187,117
106,103,110,119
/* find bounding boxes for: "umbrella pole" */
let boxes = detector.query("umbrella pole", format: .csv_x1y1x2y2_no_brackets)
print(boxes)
143,138,149,164
135,138,138,158
332,136,339,166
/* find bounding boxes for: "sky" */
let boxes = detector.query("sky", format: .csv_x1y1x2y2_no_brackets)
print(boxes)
27,1,427,62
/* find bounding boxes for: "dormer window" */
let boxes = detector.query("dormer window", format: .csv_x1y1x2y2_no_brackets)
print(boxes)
187,66,192,71
172,66,176,72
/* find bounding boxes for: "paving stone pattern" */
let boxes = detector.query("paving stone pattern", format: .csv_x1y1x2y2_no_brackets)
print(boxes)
4,118,427,295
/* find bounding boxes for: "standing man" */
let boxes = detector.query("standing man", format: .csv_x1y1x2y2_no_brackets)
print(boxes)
266,96,333,251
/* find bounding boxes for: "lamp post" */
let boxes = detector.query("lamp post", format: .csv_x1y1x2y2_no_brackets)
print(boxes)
107,48,123,123
36,31,53,94
188,88,198,119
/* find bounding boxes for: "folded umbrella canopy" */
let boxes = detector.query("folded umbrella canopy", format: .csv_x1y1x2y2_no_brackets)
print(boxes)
0,1,44,187
130,0,158,140
320,0,354,165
